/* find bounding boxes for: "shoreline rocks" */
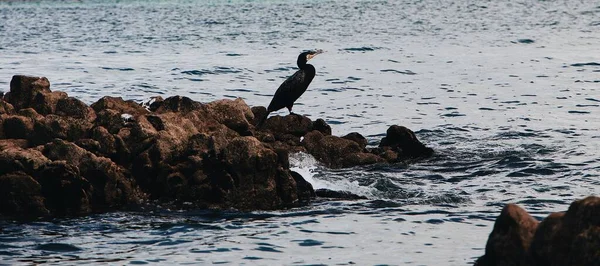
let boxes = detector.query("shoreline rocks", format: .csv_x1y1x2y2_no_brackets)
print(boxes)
475,196,600,266
0,75,433,219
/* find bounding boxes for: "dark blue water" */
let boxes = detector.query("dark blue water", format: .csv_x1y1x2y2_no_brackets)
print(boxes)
1,0,599,265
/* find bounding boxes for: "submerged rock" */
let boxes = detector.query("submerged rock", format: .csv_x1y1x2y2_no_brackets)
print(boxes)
476,196,600,266
0,75,435,219
315,188,367,200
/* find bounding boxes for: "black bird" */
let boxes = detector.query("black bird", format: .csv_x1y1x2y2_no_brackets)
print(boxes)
257,49,323,126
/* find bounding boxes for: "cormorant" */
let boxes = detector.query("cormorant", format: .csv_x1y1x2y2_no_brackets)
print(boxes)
257,49,323,126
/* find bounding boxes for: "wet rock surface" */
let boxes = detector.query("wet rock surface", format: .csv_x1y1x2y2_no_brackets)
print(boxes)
475,196,600,266
0,75,434,219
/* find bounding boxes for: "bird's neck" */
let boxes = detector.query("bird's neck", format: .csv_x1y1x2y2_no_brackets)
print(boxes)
297,62,311,69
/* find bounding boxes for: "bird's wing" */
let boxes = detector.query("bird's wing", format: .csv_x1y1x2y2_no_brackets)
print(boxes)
267,70,306,111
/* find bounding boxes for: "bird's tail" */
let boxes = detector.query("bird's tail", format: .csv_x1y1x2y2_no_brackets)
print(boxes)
255,111,270,128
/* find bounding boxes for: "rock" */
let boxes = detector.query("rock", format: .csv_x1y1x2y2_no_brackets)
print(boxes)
290,170,315,203
250,106,268,126
315,188,367,200
205,98,254,135
0,98,15,115
303,130,368,168
31,115,92,145
95,109,128,134
42,139,142,210
2,115,34,139
31,90,68,115
0,144,50,176
0,171,49,219
4,75,51,111
379,125,433,160
529,196,600,266
476,196,600,266
312,118,332,135
342,132,368,150
36,161,92,216
475,204,539,266
151,96,202,114
261,114,313,138
56,97,97,122
220,136,294,210
91,96,149,117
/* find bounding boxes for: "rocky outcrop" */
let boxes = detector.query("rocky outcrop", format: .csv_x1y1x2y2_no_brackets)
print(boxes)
0,75,434,219
475,196,600,266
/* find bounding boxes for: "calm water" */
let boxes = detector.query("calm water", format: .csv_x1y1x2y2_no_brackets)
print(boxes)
1,0,599,265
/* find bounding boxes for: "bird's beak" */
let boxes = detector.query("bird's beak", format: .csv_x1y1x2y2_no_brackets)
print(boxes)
307,49,324,60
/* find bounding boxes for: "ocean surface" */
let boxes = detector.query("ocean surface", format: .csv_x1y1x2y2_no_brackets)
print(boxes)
1,0,599,265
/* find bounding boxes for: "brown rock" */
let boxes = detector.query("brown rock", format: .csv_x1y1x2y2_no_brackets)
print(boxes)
4,75,51,111
31,115,92,145
95,109,128,134
36,161,92,216
151,96,202,114
218,136,296,209
250,106,268,126
312,118,332,135
56,97,96,122
0,171,49,219
290,170,315,203
379,125,433,159
42,140,141,209
529,196,600,266
342,132,368,150
91,96,148,117
0,144,50,175
31,90,68,115
303,130,365,168
475,204,539,266
205,98,254,134
0,98,15,115
262,114,313,138
3,115,35,139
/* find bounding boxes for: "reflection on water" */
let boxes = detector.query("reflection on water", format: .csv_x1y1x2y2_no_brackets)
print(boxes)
0,0,599,265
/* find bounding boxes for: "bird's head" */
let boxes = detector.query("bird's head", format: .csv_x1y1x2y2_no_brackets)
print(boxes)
305,49,324,61
298,49,324,66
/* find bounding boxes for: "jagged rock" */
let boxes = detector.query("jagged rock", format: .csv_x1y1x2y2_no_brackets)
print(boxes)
151,96,202,114
0,98,15,115
205,98,254,135
475,204,539,266
219,136,295,210
2,115,35,139
56,97,97,122
303,130,382,168
290,170,316,203
0,143,50,176
343,132,368,150
0,171,49,219
42,139,141,210
250,106,267,126
529,196,600,266
91,96,148,117
32,90,68,115
4,75,51,111
379,125,434,159
262,114,313,138
0,75,436,219
36,161,92,216
31,115,92,145
476,196,600,266
312,118,331,135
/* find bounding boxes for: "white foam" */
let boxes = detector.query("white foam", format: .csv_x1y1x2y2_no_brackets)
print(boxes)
289,152,374,197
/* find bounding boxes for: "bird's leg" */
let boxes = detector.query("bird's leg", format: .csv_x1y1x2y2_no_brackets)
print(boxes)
287,106,301,118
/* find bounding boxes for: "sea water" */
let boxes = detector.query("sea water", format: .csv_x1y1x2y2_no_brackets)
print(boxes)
0,0,599,265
